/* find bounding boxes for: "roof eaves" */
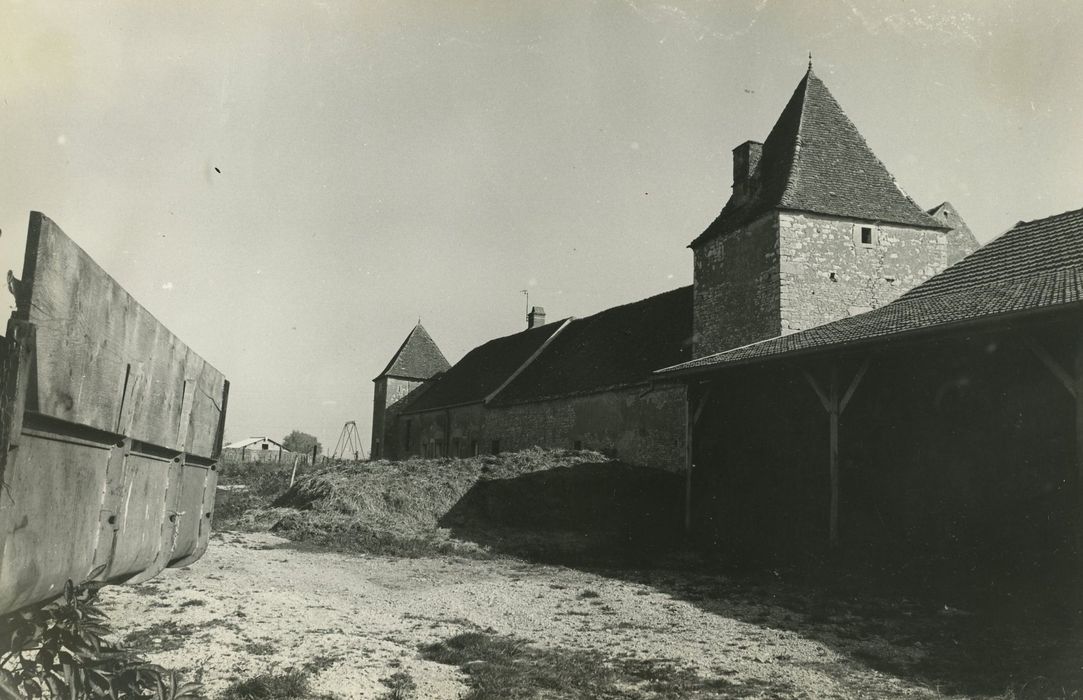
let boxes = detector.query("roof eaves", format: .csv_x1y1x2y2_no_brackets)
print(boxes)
657,298,1083,379
775,206,951,232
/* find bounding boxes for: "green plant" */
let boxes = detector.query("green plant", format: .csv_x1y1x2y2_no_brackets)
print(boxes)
0,577,204,699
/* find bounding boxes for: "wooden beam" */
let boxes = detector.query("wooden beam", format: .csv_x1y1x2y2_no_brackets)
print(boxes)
802,370,832,413
1025,336,1075,398
693,387,713,425
839,358,871,415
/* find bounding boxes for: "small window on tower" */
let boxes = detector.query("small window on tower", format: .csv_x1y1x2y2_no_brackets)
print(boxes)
853,224,877,247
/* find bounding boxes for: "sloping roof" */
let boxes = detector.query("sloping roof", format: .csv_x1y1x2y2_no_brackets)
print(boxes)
375,323,450,381
223,437,288,450
401,321,565,413
492,286,693,405
660,207,1083,375
693,68,945,246
927,201,980,266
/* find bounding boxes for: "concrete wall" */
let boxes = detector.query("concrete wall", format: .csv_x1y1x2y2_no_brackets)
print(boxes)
778,212,955,333
397,384,687,472
692,213,780,356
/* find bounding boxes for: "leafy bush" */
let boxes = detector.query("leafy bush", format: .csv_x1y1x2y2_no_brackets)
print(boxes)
0,577,203,699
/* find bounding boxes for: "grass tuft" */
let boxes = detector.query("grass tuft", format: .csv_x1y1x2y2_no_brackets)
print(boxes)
378,670,418,700
420,631,758,699
219,669,333,700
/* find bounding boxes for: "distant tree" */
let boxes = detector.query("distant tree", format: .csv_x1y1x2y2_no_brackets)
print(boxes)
282,430,322,456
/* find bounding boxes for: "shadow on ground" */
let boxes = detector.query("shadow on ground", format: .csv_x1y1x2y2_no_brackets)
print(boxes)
439,462,1083,699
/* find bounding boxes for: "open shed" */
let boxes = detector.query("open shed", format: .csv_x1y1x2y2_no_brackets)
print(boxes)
659,207,1083,583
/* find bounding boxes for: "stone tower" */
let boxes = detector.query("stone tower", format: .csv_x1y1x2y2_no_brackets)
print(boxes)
370,323,450,459
691,66,979,357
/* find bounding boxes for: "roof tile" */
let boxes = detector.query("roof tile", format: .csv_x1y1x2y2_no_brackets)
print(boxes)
694,68,945,246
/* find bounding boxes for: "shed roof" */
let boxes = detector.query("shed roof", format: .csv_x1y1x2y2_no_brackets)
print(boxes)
223,437,287,450
661,206,1083,375
492,286,692,405
375,323,450,381
693,67,944,246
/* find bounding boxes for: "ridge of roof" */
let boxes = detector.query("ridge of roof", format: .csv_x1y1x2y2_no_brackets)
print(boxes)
399,320,566,414
374,322,451,381
490,285,693,405
692,67,946,247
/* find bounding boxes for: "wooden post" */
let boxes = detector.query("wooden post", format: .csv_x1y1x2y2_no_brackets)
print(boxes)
683,385,713,535
1074,326,1083,569
290,455,300,488
804,358,869,550
1075,325,1083,489
311,444,317,466
684,390,693,534
828,365,840,549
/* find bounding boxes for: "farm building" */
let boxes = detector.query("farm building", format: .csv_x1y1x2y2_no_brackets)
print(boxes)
659,206,1083,574
370,323,451,459
221,437,294,464
371,65,978,471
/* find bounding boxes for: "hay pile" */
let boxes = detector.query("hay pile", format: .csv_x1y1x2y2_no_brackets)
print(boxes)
266,448,614,557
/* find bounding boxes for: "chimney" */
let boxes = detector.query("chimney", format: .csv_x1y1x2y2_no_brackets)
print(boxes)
527,306,546,329
731,141,763,202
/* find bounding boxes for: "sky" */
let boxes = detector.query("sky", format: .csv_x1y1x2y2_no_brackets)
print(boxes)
1,0,1081,453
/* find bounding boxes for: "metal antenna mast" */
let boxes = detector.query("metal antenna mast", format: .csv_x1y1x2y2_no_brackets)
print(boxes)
331,420,366,461
521,289,529,325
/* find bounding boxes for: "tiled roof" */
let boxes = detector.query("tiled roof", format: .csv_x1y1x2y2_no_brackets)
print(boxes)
492,286,693,405
375,323,450,381
927,201,980,266
693,68,944,246
661,207,1083,374
401,322,565,413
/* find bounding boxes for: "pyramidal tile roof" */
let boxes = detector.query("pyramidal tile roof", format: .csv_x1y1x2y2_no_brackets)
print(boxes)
694,67,945,245
661,206,1083,375
375,323,451,381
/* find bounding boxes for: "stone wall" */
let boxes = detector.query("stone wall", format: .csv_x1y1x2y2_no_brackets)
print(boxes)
397,384,688,472
692,213,780,356
778,212,953,333
372,376,427,459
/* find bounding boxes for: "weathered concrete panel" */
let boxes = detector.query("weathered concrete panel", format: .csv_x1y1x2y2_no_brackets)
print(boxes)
0,213,228,615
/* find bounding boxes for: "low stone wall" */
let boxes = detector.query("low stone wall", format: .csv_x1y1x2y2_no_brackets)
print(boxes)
399,384,687,472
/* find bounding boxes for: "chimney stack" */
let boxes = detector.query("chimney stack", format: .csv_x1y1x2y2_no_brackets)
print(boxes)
732,140,763,202
527,306,546,329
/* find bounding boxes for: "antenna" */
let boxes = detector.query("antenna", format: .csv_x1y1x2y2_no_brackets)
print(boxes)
331,421,366,461
521,289,529,324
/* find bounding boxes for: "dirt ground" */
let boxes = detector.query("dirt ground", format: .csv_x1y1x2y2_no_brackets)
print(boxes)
95,529,1054,700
